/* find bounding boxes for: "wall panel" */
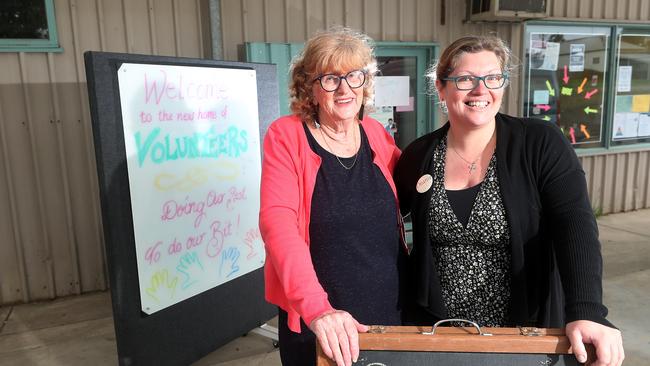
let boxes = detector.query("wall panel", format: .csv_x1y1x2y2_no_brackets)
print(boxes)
621,153,633,212
641,1,650,20
325,0,345,29
645,154,650,207
67,0,110,293
343,0,363,31
1,78,51,301
265,0,287,42
152,0,176,56
287,0,308,42
0,101,26,304
362,0,382,41
381,0,399,41
416,0,434,42
100,0,128,51
593,155,606,212
306,0,326,36
73,0,102,55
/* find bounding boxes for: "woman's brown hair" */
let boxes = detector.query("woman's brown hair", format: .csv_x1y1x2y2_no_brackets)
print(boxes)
428,35,513,87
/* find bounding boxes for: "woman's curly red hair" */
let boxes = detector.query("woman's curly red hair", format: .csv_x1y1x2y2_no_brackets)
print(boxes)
289,26,378,125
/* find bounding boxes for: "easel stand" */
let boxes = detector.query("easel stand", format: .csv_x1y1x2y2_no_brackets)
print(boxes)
250,323,279,345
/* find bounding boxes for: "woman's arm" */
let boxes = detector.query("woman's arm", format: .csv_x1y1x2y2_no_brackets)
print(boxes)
259,123,334,326
260,122,368,366
533,123,623,366
534,123,607,324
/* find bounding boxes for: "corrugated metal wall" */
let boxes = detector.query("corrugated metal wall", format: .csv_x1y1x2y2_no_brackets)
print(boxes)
0,0,210,305
219,0,650,215
581,151,650,214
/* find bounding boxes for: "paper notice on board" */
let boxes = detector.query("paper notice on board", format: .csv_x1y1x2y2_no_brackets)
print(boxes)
638,114,650,137
569,44,585,72
615,95,633,113
617,66,632,92
612,112,639,139
533,90,550,105
632,95,650,113
374,76,410,107
530,41,560,71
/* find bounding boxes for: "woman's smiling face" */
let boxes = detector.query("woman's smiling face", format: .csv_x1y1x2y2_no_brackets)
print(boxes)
312,69,365,125
436,50,505,128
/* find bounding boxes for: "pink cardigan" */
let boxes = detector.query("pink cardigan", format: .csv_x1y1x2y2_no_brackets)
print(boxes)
259,114,402,333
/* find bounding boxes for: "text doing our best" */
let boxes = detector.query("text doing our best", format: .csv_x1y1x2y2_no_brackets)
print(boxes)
160,186,247,228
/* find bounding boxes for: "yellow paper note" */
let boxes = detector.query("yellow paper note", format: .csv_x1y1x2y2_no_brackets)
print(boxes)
632,94,650,112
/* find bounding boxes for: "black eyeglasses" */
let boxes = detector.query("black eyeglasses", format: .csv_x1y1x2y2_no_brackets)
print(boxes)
313,70,366,92
442,73,509,90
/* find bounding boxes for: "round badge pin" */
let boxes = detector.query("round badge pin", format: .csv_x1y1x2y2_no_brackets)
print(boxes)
416,174,433,193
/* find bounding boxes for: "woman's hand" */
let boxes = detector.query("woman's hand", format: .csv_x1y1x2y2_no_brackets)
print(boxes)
566,320,624,366
309,310,369,366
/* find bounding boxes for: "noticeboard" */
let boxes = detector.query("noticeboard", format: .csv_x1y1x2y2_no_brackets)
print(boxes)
525,30,609,146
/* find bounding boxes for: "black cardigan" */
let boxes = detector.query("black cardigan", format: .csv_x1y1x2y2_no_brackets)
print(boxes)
395,113,613,328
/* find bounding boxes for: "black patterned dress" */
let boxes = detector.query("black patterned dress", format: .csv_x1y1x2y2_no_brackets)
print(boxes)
426,136,511,327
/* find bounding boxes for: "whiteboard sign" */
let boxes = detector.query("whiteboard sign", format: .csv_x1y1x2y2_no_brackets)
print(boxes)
117,63,264,314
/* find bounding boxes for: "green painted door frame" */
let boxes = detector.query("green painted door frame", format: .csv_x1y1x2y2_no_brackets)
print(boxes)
375,42,438,137
245,41,438,139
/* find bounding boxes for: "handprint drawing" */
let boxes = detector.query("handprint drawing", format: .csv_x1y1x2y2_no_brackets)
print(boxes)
176,251,204,289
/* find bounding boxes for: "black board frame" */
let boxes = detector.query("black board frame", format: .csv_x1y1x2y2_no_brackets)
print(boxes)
84,51,278,366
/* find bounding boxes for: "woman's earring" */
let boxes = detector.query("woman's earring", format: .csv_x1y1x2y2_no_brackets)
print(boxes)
439,100,448,114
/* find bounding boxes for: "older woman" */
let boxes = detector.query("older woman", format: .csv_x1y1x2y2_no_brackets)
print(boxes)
259,27,407,366
395,35,624,366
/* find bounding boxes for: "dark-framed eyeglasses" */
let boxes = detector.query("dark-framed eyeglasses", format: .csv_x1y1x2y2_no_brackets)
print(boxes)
442,73,509,90
313,69,366,92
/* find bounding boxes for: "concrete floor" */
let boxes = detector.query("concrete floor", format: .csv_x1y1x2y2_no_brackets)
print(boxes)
0,209,648,366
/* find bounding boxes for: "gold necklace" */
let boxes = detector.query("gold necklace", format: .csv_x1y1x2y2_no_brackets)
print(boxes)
319,122,351,142
317,121,359,170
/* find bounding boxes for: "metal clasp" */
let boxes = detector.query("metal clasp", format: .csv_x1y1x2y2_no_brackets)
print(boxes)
421,318,492,336
519,327,544,336
367,325,387,334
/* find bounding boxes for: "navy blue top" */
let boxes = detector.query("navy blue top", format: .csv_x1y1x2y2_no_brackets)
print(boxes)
304,123,405,325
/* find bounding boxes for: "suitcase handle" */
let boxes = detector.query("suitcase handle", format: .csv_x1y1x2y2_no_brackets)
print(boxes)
422,318,493,336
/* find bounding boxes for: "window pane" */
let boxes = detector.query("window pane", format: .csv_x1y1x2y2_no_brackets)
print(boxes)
0,0,49,40
525,31,609,148
611,34,650,146
373,56,418,149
